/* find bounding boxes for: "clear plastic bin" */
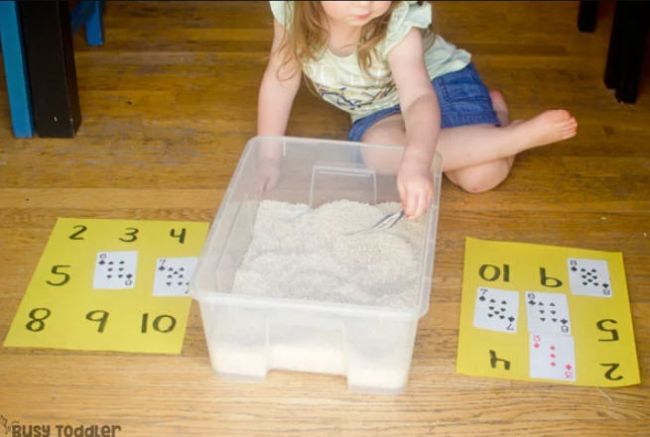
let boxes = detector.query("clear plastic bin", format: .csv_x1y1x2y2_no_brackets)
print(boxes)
190,136,442,393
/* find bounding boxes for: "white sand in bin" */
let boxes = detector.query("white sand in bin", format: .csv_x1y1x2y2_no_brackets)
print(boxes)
231,199,426,309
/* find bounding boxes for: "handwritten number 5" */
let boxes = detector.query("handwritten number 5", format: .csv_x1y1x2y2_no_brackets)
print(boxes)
46,265,71,286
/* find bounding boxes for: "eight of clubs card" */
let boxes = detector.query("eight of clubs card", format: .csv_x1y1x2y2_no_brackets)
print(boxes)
568,258,612,297
93,251,137,289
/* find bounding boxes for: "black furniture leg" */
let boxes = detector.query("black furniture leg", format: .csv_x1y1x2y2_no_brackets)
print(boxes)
19,0,81,137
578,0,600,32
604,1,649,104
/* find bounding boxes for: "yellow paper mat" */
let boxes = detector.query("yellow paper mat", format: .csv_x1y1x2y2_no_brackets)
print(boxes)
4,218,209,354
457,237,639,386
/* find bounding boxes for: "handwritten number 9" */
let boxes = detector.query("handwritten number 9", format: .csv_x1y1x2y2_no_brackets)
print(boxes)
119,227,139,243
86,310,109,333
46,265,71,286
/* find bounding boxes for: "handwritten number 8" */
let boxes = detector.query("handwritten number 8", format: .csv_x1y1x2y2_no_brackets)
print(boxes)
27,308,51,332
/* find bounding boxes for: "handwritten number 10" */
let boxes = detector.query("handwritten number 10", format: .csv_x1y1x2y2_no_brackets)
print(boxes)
141,313,176,333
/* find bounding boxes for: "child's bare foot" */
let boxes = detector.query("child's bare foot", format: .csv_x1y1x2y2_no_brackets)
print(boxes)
490,90,515,168
490,90,510,126
511,109,577,152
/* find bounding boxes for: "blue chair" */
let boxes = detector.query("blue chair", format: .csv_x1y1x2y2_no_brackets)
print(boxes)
71,0,104,46
0,0,104,138
0,1,33,138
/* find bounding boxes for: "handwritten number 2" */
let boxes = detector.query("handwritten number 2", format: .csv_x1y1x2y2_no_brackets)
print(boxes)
69,225,87,240
601,363,623,381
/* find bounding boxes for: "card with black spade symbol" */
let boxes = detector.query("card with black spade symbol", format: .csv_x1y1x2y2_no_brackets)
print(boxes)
525,291,572,336
93,251,137,289
153,257,198,296
568,258,613,297
473,287,519,333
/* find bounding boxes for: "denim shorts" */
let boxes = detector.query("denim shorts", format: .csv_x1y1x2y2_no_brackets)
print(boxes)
348,63,499,142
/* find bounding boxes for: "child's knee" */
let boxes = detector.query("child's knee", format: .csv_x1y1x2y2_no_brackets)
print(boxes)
360,115,406,146
451,160,511,193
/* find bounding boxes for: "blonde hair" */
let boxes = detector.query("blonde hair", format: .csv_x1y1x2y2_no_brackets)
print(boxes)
278,1,435,81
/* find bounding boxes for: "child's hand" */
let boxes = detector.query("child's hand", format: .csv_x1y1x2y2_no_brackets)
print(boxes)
397,157,434,220
255,158,281,196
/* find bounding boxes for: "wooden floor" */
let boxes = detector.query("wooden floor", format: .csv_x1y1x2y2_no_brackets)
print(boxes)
1,1,649,435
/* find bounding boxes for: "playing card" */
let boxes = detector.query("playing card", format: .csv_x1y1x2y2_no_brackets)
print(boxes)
529,332,576,381
525,291,572,335
93,251,137,289
152,257,198,296
473,287,519,333
568,258,612,297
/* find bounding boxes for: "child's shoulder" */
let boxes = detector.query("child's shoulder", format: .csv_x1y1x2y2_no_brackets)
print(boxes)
383,1,433,52
269,1,291,27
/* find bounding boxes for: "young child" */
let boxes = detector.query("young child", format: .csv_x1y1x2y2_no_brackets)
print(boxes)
257,1,577,219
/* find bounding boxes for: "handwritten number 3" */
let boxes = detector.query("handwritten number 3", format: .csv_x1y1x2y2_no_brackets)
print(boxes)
119,227,139,243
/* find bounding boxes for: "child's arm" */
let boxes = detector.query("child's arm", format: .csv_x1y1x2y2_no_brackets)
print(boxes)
387,28,440,219
256,19,302,193
258,19,302,154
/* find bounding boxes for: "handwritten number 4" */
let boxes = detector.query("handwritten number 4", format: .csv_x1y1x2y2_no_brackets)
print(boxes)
170,227,186,244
